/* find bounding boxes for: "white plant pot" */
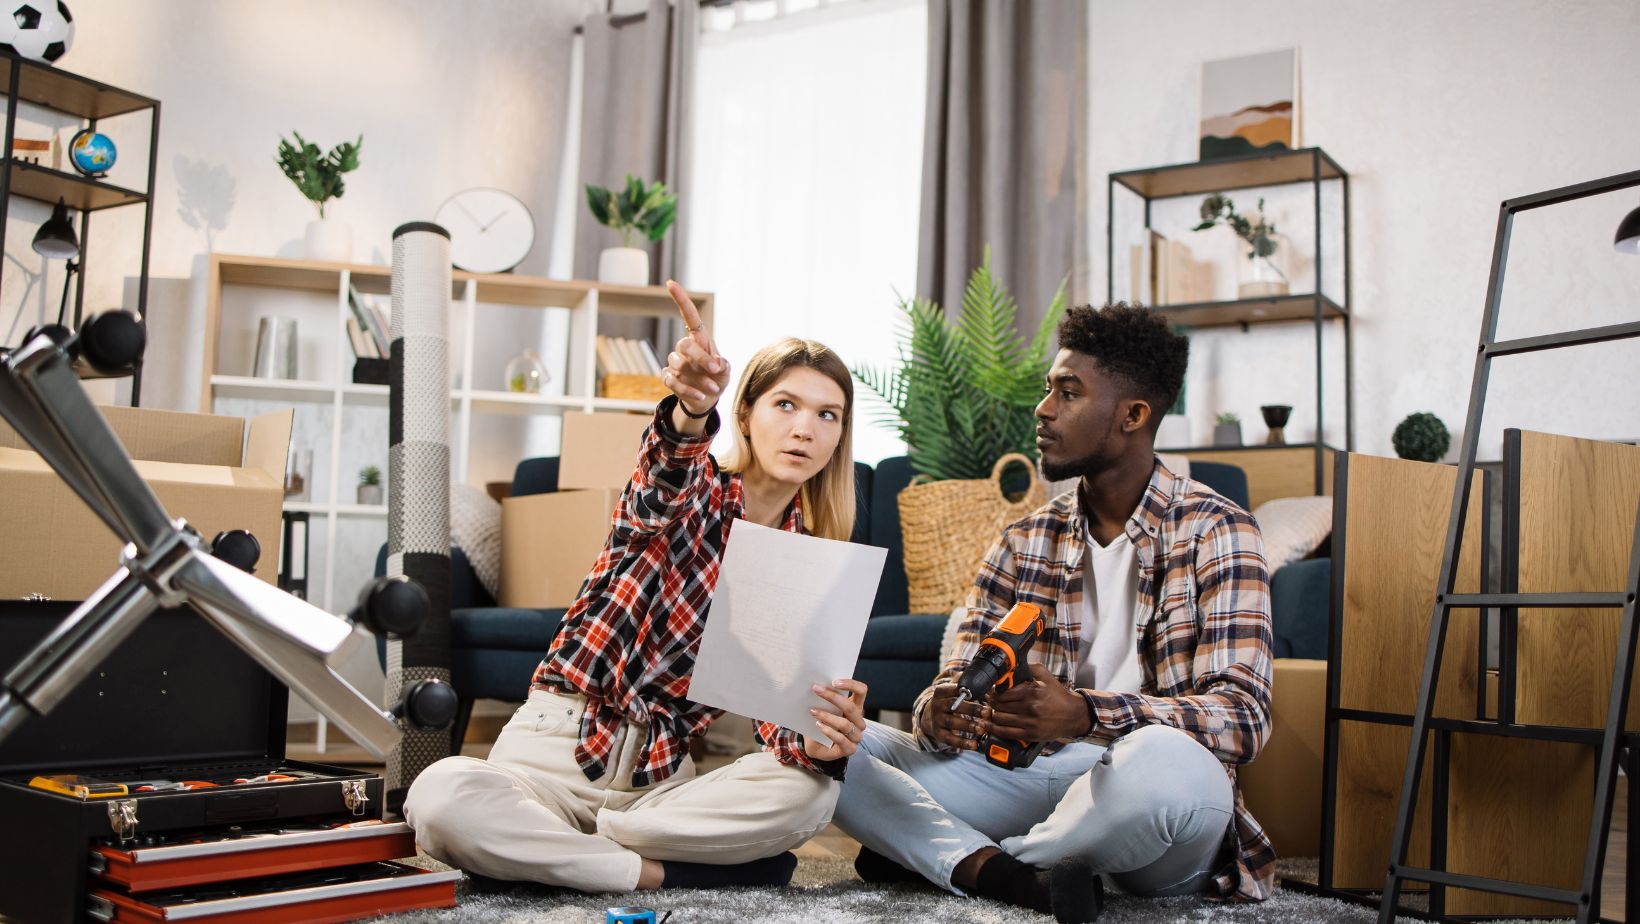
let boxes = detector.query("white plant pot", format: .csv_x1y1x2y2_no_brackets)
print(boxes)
597,246,650,286
304,218,354,263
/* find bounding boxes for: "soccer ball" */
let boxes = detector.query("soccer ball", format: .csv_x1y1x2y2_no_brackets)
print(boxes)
0,2,74,65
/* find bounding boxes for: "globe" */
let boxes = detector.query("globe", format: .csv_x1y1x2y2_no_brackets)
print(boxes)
69,130,115,177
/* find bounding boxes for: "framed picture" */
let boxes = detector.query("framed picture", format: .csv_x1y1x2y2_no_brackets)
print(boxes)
1200,49,1300,161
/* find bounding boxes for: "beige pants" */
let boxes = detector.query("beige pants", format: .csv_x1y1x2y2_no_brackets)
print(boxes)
404,690,837,892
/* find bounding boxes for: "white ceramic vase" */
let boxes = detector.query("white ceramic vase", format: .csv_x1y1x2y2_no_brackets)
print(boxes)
304,218,354,263
597,246,650,286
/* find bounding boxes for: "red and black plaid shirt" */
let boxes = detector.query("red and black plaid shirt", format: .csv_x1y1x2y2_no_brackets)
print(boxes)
531,396,845,787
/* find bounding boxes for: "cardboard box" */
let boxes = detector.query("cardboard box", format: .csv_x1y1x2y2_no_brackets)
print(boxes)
499,488,620,608
0,406,292,600
1238,657,1326,858
559,410,653,491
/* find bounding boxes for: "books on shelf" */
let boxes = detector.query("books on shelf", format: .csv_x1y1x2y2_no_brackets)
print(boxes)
347,284,391,357
345,318,377,359
595,335,666,378
1131,233,1216,307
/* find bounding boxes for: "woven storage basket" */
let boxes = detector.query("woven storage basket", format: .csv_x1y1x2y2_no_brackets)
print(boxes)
599,373,671,402
897,452,1044,615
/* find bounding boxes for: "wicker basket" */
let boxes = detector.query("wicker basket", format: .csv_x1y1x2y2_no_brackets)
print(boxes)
599,373,671,402
897,452,1045,615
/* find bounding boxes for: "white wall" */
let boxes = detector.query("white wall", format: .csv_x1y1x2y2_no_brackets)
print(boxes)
1085,0,1640,461
0,0,580,414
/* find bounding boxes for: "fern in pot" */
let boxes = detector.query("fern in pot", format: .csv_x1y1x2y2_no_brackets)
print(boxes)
853,252,1065,613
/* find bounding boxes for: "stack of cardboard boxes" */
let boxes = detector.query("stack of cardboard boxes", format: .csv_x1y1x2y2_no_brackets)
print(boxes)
499,410,656,609
0,406,291,601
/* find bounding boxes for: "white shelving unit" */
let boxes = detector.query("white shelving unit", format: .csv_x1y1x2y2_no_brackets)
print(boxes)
202,253,712,613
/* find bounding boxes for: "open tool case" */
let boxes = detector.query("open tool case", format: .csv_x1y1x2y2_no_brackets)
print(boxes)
0,603,458,923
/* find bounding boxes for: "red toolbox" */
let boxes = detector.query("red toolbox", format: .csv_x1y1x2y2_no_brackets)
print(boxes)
0,603,456,923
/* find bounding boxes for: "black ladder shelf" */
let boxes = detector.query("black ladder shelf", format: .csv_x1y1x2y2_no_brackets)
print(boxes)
1380,168,1640,923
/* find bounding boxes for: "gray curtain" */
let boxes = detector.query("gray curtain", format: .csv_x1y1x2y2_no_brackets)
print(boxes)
575,0,697,296
918,0,1088,338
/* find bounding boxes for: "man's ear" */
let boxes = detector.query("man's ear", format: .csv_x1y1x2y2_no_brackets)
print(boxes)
1122,399,1152,434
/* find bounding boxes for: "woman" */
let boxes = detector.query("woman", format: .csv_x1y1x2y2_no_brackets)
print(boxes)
406,281,869,893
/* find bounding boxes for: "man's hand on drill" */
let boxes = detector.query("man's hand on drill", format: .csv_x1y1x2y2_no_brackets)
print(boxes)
921,683,987,751
983,672,1093,742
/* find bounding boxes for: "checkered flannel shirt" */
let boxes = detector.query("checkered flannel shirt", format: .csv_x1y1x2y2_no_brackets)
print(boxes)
531,395,845,788
911,457,1277,901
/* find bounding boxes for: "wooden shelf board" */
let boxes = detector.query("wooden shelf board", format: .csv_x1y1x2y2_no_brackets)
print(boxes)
8,160,145,211
210,375,337,403
0,53,157,119
1155,293,1346,329
467,390,583,416
1111,147,1346,199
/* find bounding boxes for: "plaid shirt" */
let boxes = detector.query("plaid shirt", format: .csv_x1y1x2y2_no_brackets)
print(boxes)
911,458,1277,901
531,396,844,788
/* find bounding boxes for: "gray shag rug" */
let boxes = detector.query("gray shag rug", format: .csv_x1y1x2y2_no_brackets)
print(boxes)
376,855,1458,923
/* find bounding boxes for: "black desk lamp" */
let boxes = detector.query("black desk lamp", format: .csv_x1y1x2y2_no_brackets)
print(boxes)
31,198,79,328
1617,199,1640,254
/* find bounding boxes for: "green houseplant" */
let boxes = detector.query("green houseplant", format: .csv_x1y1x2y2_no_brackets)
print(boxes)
1393,412,1451,462
357,464,383,506
1194,194,1288,298
277,131,362,262
853,251,1065,483
585,174,677,286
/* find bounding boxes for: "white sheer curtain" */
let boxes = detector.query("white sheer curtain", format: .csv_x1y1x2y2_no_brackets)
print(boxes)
685,0,926,465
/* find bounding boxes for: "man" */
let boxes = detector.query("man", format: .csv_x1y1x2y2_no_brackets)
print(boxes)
834,304,1275,923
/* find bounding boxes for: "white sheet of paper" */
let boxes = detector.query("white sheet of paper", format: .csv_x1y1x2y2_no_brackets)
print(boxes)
686,520,886,747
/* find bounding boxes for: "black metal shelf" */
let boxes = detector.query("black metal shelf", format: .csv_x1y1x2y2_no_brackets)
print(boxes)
7,159,146,211
0,54,160,405
1112,146,1347,199
1107,146,1353,495
1156,293,1346,329
0,51,156,119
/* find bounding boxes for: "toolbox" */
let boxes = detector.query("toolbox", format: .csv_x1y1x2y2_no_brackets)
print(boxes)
0,602,457,924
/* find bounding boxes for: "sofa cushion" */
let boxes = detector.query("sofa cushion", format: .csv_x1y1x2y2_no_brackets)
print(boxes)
452,606,566,650
1271,557,1330,659
859,613,948,660
1253,495,1333,571
868,456,916,617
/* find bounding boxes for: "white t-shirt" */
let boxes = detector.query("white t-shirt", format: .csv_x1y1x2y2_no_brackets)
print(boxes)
1073,525,1142,695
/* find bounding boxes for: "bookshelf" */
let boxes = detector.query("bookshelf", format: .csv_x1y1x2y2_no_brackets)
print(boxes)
201,253,712,612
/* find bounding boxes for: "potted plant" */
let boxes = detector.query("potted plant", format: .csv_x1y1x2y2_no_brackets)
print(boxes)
585,174,677,286
276,131,362,263
1213,412,1243,447
357,464,383,506
1393,412,1451,462
854,250,1065,613
1193,194,1288,298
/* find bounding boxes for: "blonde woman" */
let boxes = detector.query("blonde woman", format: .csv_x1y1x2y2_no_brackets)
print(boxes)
406,282,869,892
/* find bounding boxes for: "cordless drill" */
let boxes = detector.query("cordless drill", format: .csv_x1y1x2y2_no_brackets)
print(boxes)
949,601,1047,769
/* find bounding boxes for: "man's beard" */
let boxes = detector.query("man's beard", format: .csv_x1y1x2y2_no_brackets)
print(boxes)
1040,448,1104,483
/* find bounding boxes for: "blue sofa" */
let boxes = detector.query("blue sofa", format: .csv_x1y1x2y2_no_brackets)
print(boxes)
379,455,1330,744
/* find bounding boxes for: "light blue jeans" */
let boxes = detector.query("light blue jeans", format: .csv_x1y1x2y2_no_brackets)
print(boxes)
834,722,1234,896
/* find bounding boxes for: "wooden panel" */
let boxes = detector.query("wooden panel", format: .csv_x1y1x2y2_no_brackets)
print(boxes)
1179,446,1335,508
1330,454,1484,891
1444,432,1640,917
1157,294,1345,330
1336,454,1484,715
1515,432,1640,729
1332,720,1432,889
1111,147,1345,199
1445,734,1591,916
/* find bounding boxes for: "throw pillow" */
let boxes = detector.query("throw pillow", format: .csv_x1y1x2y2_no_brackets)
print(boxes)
450,482,502,598
1252,495,1333,572
940,605,968,666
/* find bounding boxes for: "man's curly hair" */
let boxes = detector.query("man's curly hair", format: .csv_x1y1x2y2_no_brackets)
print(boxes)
1056,303,1189,425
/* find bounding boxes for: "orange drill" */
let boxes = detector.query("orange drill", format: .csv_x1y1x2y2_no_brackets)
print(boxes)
949,602,1047,769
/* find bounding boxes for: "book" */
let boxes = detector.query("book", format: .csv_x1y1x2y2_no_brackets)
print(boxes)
594,335,621,377
635,338,664,375
367,298,393,348
614,338,644,375
348,285,389,357
345,317,377,359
